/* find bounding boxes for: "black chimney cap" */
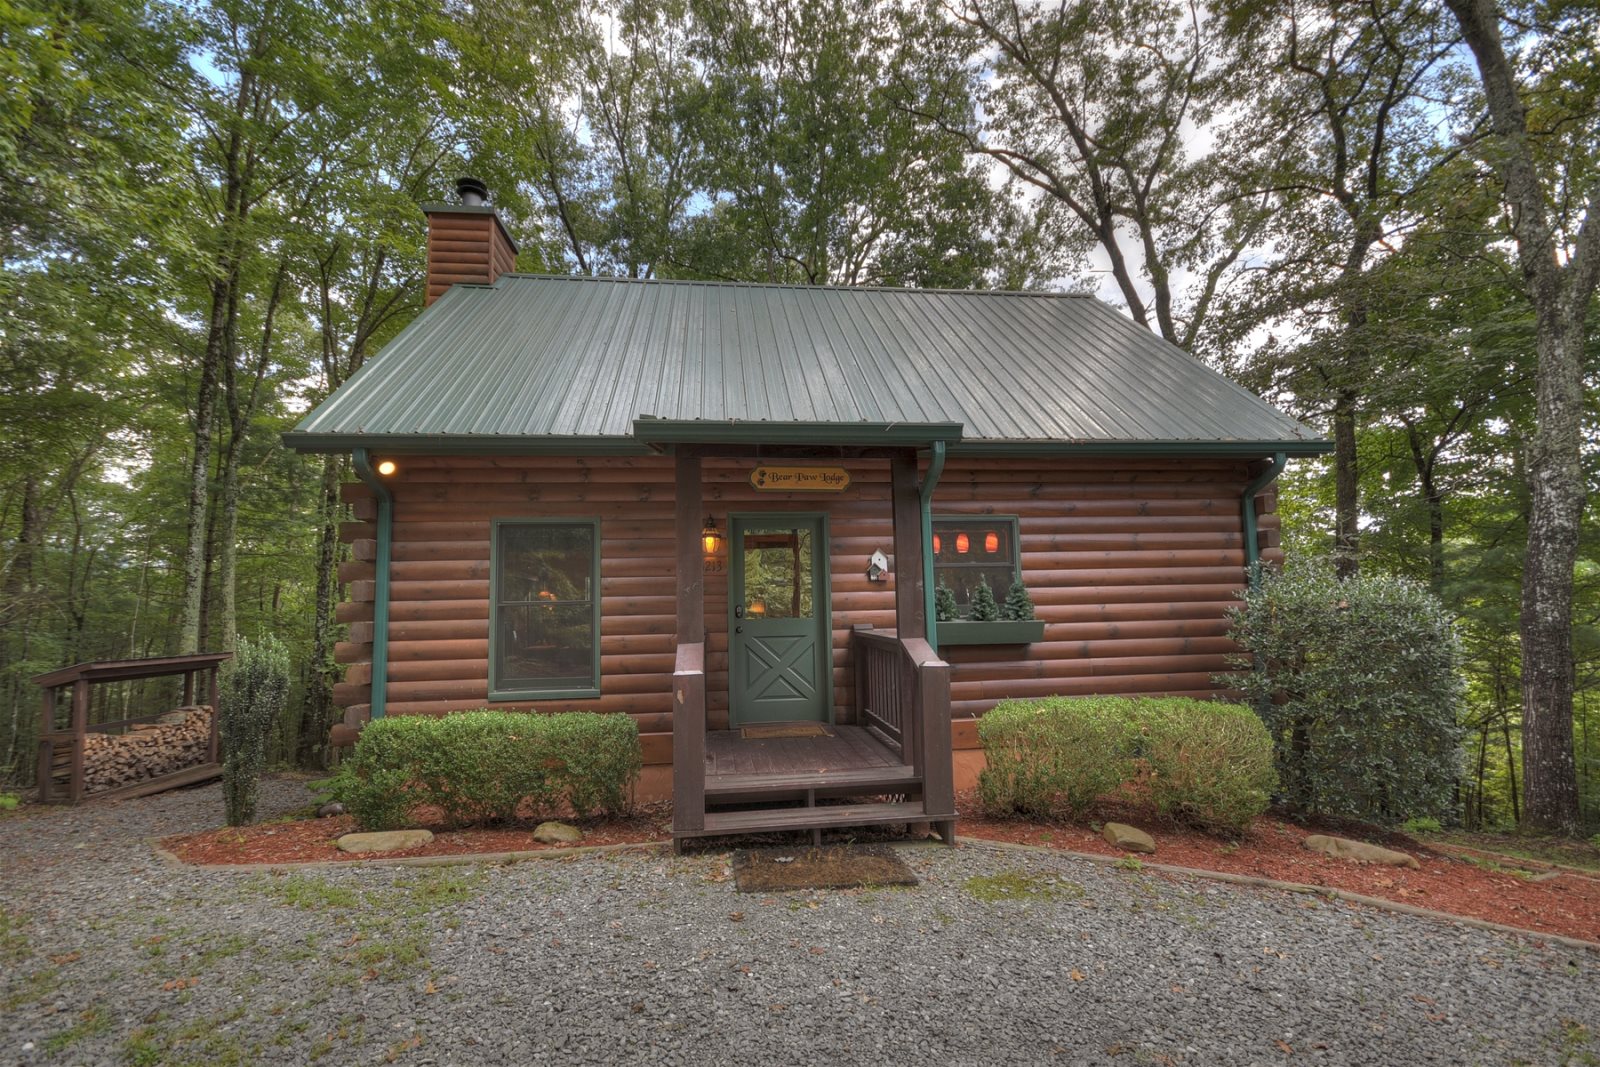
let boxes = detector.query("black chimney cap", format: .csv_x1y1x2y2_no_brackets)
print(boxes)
456,176,489,206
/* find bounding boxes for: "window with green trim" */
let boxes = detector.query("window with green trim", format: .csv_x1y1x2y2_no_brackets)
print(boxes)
932,516,1020,613
491,520,599,699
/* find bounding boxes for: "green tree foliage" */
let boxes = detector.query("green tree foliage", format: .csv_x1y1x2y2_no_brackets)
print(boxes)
934,584,959,623
1226,564,1466,825
220,634,292,826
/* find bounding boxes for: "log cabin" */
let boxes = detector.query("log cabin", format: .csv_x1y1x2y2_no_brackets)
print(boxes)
284,178,1329,848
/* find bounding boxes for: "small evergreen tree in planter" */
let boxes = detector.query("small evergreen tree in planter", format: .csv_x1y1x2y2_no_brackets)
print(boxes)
934,584,959,623
1000,580,1036,621
967,581,1001,622
220,634,291,826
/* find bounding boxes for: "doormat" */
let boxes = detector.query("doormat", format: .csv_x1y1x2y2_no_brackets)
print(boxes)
733,844,919,893
741,722,831,740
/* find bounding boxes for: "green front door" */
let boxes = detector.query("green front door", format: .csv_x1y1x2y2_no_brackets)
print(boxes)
729,515,831,725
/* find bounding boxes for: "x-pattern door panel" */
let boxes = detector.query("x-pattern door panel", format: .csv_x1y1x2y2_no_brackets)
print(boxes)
729,515,830,725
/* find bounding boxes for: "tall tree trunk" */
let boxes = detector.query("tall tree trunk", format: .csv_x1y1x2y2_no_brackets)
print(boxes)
1331,389,1360,578
176,280,228,654
301,453,346,767
1516,309,1586,830
1444,0,1598,834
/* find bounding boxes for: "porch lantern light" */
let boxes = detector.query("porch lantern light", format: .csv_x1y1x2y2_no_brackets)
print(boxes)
701,516,721,555
956,532,970,554
376,459,398,477
748,598,767,617
984,530,1000,554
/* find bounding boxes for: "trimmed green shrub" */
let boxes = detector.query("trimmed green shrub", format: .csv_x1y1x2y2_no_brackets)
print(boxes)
220,634,292,827
336,710,641,831
978,697,1133,818
1136,698,1276,832
977,695,1276,831
1000,580,1036,622
1225,563,1465,825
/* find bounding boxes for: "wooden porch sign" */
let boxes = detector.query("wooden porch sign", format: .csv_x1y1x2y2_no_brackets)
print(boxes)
749,466,850,492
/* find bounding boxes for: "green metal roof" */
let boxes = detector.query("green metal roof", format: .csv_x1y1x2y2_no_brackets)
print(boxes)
285,275,1328,456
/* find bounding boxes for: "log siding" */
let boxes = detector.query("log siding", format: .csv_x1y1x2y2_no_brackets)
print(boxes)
333,453,1280,764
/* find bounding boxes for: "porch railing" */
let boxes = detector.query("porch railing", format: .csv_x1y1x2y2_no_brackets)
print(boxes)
851,629,955,821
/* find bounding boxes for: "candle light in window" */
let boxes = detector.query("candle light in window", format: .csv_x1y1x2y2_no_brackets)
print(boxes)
984,530,1000,554
956,532,970,554
933,534,942,555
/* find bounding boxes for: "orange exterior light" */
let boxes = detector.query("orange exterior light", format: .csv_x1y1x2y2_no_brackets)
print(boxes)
984,531,1000,554
748,598,767,617
701,516,721,555
956,532,970,554
376,459,398,477
933,534,942,555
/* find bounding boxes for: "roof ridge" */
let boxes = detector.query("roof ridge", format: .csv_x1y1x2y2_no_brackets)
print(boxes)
494,273,1091,299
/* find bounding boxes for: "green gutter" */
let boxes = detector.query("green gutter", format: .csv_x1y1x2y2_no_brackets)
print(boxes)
1242,452,1287,589
920,441,947,652
352,449,392,719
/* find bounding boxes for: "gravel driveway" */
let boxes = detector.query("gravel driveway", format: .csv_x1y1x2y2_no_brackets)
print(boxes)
2,778,1595,1066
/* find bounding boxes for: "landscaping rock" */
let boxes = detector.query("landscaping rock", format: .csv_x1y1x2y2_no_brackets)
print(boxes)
316,801,346,818
1103,822,1156,854
533,820,583,845
335,829,432,853
1303,834,1421,869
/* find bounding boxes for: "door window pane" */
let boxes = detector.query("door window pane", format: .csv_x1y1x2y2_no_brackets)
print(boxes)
492,522,598,695
741,527,813,619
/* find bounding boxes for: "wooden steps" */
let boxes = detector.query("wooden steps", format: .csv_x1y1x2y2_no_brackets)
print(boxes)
705,764,919,798
676,800,929,839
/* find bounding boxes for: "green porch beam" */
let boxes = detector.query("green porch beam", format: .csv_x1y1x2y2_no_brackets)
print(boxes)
919,441,948,652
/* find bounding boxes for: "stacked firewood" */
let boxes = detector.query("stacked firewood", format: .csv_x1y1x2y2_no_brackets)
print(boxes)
81,706,214,793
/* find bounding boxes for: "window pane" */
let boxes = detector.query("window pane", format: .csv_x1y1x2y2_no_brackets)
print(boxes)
494,522,596,693
932,518,1019,614
498,524,594,604
496,603,594,690
742,527,812,619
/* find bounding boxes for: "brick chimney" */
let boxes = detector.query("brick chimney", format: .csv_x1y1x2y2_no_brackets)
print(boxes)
421,177,519,306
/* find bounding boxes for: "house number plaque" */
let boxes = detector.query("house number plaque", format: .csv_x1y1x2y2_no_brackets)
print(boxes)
749,466,851,492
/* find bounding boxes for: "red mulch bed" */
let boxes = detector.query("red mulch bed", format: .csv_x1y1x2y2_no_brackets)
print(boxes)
160,795,1600,944
956,793,1600,944
162,807,671,866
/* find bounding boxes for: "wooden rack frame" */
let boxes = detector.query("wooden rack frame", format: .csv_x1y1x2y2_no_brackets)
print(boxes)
34,653,231,804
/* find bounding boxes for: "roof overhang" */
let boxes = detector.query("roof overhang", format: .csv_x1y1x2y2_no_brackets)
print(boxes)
949,438,1333,458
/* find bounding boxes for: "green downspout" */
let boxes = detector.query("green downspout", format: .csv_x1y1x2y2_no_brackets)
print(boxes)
919,441,948,651
1242,452,1287,589
352,449,392,719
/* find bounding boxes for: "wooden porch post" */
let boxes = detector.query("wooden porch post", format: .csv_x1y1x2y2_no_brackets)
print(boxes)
672,451,707,838
892,449,955,841
889,452,926,640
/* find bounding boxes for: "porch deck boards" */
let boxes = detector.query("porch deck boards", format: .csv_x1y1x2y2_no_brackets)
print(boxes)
704,725,903,777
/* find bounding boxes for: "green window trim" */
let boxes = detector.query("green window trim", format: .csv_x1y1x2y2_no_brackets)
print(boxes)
932,514,1022,616
488,518,602,702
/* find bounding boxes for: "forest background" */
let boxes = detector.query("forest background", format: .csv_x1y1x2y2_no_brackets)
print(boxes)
2,0,1596,831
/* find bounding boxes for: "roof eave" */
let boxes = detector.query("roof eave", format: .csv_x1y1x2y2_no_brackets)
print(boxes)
950,439,1333,458
280,432,654,456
